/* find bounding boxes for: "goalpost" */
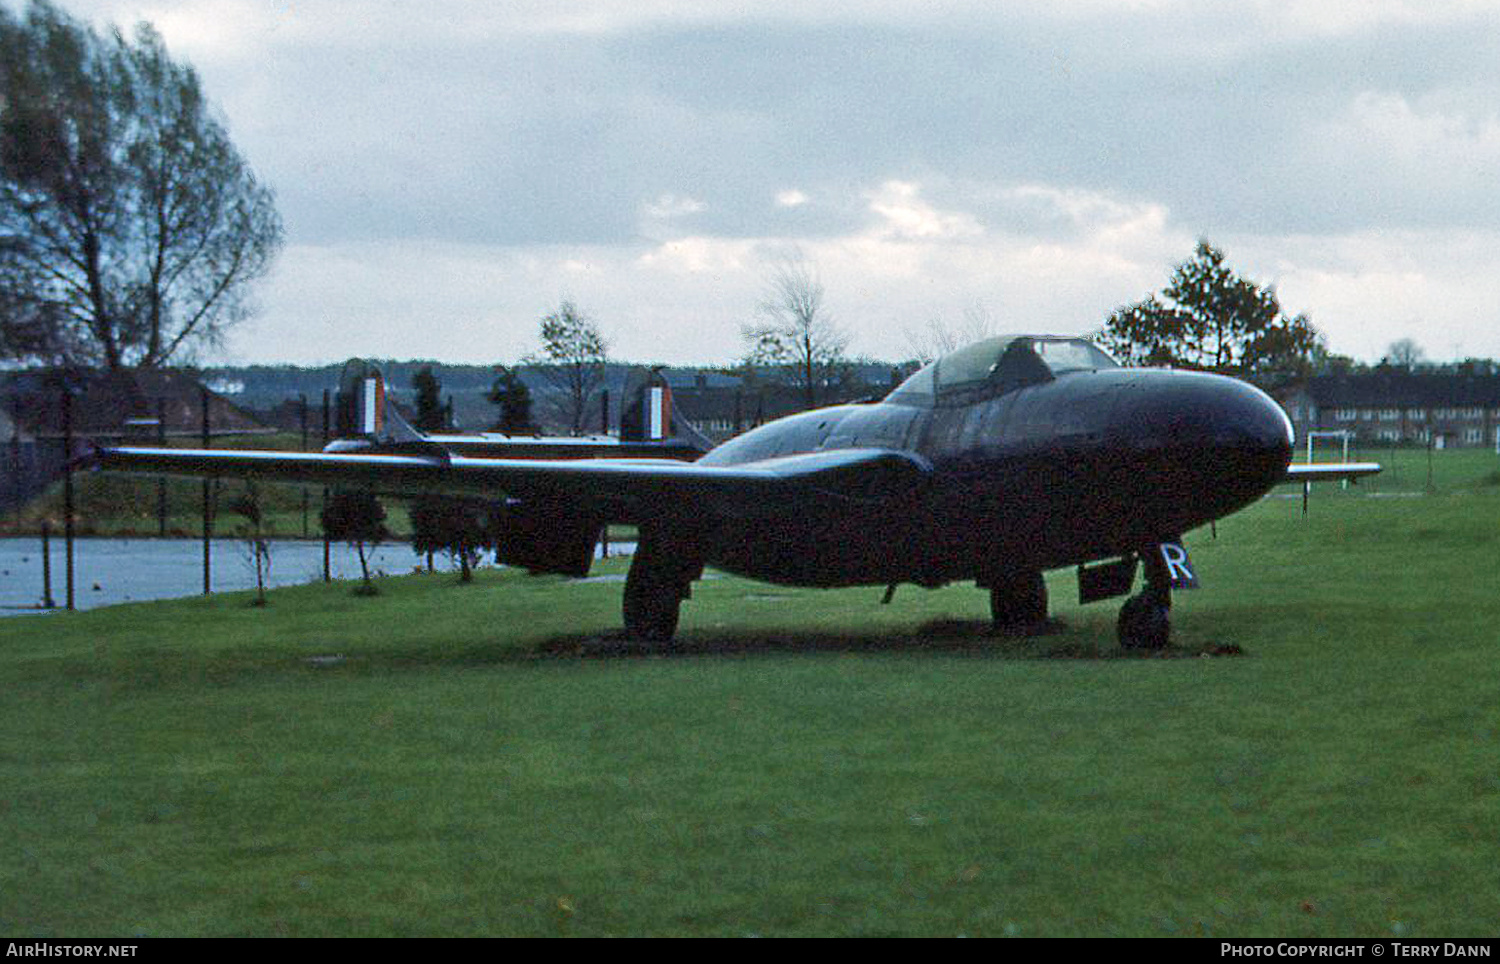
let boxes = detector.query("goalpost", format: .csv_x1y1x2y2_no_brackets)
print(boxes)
1305,429,1354,465
1304,429,1357,499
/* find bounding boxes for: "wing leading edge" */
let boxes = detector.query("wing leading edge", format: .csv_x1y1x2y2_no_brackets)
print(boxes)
90,445,931,521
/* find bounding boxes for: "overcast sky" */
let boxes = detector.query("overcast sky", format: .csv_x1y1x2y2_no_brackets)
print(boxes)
36,0,1500,367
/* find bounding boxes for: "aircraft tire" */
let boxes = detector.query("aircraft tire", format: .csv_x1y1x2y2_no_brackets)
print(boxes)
989,571,1047,632
1117,594,1170,649
623,561,681,643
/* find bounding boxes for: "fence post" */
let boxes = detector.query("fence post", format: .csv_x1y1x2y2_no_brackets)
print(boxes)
156,398,167,536
322,388,331,582
7,431,18,513
62,391,74,611
41,521,55,609
300,393,310,537
202,385,212,594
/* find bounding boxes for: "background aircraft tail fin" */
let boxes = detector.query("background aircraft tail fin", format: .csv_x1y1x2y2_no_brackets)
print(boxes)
619,367,714,454
329,359,432,451
327,360,711,458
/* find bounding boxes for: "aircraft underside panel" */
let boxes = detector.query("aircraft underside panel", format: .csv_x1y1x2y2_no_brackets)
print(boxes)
701,503,926,587
492,500,603,577
703,442,1284,587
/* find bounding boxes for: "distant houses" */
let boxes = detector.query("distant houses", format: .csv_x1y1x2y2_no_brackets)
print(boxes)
660,370,802,443
1,367,269,440
664,364,907,443
1277,370,1500,451
0,368,272,513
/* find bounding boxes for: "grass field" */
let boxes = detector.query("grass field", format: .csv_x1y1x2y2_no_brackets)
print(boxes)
1,449,1498,936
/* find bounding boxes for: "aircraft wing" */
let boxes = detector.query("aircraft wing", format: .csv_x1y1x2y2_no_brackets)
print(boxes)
90,445,931,521
1283,462,1383,483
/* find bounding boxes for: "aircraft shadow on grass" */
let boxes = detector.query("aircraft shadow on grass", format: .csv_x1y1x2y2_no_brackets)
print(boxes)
526,619,1246,661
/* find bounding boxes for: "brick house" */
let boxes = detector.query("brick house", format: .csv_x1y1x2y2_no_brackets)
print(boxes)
1277,371,1500,451
0,368,271,512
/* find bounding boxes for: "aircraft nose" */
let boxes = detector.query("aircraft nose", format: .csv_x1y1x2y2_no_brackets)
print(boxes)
1114,370,1290,449
1110,370,1293,510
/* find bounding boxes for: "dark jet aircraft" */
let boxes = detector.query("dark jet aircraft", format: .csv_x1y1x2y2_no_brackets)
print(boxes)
92,335,1378,648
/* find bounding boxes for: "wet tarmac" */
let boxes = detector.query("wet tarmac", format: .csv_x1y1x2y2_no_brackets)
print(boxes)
0,537,633,614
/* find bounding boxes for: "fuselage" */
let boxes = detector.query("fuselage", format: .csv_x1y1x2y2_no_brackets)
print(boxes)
692,336,1294,587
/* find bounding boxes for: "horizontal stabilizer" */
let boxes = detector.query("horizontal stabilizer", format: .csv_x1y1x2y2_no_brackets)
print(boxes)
1283,462,1382,484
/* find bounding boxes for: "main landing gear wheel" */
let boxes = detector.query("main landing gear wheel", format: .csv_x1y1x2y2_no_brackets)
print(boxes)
622,532,701,646
1116,594,1170,650
988,571,1047,634
623,562,681,642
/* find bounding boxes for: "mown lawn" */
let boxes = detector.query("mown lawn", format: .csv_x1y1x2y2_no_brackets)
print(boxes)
1,449,1498,936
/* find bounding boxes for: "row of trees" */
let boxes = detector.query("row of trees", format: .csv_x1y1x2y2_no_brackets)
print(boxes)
500,254,865,430
1352,338,1499,377
1094,244,1497,380
741,241,1337,392
740,241,1500,391
736,241,1345,400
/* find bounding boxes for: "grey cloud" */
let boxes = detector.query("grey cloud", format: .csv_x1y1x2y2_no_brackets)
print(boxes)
34,0,1500,368
192,9,1500,251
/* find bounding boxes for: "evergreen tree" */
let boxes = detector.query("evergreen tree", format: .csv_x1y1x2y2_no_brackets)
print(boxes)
488,364,538,434
411,365,446,432
1096,240,1322,382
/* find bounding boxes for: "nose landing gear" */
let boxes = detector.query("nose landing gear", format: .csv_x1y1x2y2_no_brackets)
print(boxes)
1117,547,1175,649
1117,592,1170,649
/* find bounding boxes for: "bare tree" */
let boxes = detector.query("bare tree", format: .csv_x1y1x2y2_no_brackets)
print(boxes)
1384,338,1425,370
0,1,283,370
530,300,609,435
740,252,849,409
226,483,272,607
903,300,999,364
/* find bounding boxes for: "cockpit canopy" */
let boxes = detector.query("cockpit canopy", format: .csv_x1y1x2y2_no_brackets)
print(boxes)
888,335,1118,405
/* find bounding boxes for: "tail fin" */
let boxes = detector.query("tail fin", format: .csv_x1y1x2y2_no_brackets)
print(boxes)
329,359,430,451
336,359,382,438
620,370,672,442
620,367,713,453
